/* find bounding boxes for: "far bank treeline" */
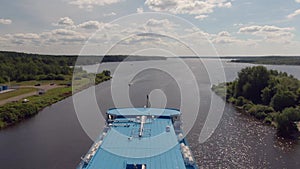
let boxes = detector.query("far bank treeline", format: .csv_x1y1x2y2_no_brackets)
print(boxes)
0,51,165,83
212,66,300,138
231,56,300,65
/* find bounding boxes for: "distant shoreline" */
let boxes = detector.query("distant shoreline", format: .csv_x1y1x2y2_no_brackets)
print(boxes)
229,56,300,66
0,51,166,65
173,56,300,66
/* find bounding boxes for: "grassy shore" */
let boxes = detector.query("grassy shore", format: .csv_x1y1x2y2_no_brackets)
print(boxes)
0,71,111,129
0,87,72,128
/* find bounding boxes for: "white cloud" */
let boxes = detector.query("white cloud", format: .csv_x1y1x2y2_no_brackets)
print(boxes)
55,35,86,43
144,0,232,20
47,29,87,44
233,23,244,27
212,38,237,44
0,18,12,25
239,25,261,33
218,31,230,37
239,25,295,43
145,0,176,11
120,34,161,45
2,17,120,48
239,25,294,33
52,29,78,36
145,19,173,27
77,20,117,29
5,33,39,44
4,28,88,46
13,33,40,39
211,31,242,44
143,18,178,34
287,9,300,19
195,15,208,20
69,0,122,9
137,7,144,13
2,12,300,56
0,36,6,41
103,12,116,17
54,17,117,30
56,17,74,26
78,21,101,29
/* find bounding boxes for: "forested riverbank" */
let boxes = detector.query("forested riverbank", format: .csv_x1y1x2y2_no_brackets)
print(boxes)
0,51,113,129
230,56,300,65
212,66,300,138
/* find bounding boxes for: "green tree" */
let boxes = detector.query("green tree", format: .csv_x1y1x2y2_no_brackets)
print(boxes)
297,88,300,103
248,104,274,120
276,107,300,136
261,87,272,105
271,90,297,111
235,66,270,103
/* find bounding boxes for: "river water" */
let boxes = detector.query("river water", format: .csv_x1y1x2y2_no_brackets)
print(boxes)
0,58,300,169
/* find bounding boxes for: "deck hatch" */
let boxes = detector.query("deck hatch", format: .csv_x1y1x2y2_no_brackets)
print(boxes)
126,164,146,169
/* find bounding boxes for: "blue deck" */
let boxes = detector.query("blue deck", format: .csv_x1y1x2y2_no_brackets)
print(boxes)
79,108,198,169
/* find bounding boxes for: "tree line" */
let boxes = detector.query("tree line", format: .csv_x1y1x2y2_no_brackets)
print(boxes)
231,56,300,65
0,51,166,83
0,51,77,83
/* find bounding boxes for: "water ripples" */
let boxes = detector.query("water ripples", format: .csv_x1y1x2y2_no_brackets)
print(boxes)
187,104,299,168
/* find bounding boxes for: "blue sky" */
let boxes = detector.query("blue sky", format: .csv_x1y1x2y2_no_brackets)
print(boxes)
1,0,300,56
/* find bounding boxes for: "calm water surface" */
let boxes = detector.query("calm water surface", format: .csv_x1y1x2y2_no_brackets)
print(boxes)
0,59,300,169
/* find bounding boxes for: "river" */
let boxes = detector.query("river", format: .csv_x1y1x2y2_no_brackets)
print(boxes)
0,58,300,169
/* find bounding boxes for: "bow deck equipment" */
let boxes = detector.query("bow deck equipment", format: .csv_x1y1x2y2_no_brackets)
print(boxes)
77,108,199,169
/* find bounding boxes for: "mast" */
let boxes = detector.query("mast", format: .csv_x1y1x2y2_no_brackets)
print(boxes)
146,95,149,108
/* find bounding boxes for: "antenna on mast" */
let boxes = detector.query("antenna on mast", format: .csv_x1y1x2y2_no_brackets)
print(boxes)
146,95,149,108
